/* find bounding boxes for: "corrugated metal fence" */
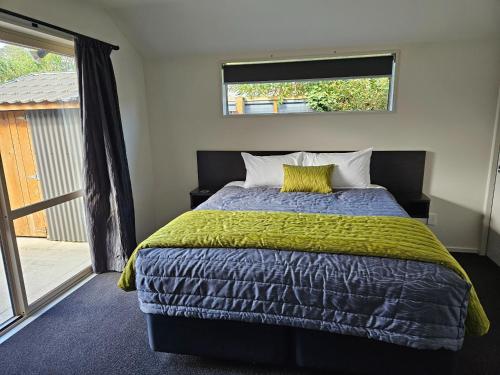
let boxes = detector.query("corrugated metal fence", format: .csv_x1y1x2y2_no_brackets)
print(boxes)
27,109,87,242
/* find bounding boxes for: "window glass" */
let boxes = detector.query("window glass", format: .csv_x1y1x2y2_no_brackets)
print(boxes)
227,77,391,115
222,54,396,115
0,245,14,325
14,197,90,305
0,42,83,210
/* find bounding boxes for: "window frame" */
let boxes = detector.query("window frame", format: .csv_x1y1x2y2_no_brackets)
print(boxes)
220,50,399,117
0,24,74,57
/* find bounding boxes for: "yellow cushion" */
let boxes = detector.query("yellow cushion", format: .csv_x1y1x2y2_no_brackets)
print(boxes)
281,164,333,193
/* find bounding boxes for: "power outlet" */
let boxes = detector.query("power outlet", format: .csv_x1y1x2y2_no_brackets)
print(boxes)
427,213,438,226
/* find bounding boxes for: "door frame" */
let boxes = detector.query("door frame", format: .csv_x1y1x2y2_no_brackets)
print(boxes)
481,86,500,256
0,16,92,336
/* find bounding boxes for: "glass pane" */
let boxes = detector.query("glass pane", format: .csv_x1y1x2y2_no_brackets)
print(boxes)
14,197,90,304
0,245,14,324
0,41,83,211
226,77,391,115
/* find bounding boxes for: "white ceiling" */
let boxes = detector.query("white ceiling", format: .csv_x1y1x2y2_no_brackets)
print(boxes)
88,0,500,58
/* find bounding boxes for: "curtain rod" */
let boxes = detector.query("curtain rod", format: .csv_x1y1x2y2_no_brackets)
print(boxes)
0,8,119,51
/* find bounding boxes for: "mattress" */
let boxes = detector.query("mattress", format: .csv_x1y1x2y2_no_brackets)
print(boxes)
136,186,470,351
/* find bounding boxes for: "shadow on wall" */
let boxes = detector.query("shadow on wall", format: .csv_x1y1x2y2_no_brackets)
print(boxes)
423,151,486,252
428,195,485,252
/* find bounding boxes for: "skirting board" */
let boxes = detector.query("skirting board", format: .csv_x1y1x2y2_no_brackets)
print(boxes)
447,247,479,254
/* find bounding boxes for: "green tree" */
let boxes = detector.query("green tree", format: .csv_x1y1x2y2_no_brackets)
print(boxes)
0,44,75,83
230,78,390,112
305,78,390,111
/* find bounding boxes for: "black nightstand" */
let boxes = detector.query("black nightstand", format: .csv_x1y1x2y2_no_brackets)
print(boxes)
393,193,430,219
190,188,214,209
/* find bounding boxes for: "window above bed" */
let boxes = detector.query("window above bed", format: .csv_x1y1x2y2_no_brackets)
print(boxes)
222,52,397,116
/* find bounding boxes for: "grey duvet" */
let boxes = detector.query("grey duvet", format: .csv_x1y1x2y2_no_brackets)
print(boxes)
136,186,470,351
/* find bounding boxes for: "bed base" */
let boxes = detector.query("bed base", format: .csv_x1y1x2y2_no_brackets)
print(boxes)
145,314,457,375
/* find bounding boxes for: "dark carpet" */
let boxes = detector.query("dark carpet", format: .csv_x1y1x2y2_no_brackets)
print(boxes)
0,254,498,375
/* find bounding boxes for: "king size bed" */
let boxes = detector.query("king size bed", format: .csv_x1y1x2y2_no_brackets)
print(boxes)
118,150,489,375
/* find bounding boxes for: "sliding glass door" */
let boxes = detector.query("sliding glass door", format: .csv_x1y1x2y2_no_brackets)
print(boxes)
0,24,91,329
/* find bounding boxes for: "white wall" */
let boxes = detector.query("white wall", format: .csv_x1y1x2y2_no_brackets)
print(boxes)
0,0,156,241
145,39,500,251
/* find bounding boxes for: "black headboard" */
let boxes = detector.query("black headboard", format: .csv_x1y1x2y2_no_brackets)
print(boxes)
197,151,426,194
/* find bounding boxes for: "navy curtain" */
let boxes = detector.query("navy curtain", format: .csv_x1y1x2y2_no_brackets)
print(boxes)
75,36,136,273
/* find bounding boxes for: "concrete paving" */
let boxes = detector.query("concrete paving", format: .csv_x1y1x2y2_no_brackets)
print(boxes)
0,237,91,324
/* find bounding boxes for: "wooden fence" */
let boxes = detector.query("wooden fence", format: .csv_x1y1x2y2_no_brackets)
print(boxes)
0,110,47,237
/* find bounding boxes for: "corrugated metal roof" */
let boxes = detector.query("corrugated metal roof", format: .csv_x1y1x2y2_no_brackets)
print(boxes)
0,72,78,104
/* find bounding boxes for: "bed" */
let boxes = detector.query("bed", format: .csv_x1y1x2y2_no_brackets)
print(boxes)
119,151,488,375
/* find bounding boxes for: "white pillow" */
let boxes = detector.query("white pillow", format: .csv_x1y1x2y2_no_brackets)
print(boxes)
242,152,303,188
302,148,373,188
224,180,245,188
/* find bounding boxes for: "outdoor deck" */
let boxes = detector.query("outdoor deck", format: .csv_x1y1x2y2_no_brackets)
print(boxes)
0,238,90,323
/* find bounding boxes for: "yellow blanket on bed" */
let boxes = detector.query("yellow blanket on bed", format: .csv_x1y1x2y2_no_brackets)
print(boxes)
118,209,489,336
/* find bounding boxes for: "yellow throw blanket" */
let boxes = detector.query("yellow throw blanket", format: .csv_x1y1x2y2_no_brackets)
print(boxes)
118,209,489,336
